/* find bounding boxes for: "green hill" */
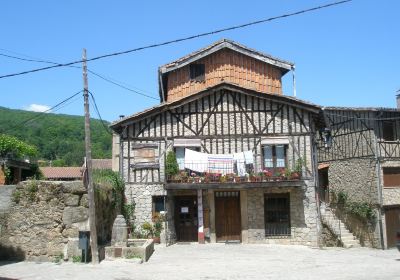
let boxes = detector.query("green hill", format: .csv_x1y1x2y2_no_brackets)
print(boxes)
0,106,112,166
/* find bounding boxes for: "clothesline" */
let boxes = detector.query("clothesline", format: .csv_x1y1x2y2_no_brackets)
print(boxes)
184,149,254,175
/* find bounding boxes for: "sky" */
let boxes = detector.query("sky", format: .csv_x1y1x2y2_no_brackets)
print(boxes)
1,0,399,122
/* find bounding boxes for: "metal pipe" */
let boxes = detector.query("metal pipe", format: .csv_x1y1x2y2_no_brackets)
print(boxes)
373,130,385,249
292,65,296,98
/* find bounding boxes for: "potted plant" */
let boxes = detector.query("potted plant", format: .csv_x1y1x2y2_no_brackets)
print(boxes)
180,171,188,183
152,214,164,244
142,221,154,238
226,173,235,182
263,169,273,181
291,158,304,180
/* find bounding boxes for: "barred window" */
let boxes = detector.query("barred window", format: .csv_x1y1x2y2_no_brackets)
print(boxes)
265,194,291,237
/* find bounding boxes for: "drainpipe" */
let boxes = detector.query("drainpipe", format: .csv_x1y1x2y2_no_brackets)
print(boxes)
312,133,322,247
292,65,296,98
373,131,385,249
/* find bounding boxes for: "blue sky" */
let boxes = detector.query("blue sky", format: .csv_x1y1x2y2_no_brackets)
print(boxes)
1,0,399,121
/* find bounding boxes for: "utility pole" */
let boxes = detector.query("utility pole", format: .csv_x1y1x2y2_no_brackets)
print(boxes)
82,48,99,264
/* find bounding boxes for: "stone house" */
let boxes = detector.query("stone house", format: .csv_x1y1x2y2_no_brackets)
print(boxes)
110,39,323,246
317,102,400,249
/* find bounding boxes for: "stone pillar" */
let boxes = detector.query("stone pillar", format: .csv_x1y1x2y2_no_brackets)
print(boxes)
197,190,205,244
208,190,216,243
111,215,128,247
240,190,249,243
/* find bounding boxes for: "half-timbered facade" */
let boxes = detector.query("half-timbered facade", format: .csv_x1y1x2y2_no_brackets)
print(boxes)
111,40,321,246
318,106,400,249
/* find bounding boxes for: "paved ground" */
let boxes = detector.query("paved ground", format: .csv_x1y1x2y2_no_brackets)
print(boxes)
0,244,399,280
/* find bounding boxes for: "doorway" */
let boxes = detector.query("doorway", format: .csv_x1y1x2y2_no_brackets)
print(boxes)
215,191,241,242
174,196,198,242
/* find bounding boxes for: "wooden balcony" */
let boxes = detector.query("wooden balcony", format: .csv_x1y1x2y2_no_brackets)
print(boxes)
165,161,305,190
378,140,400,159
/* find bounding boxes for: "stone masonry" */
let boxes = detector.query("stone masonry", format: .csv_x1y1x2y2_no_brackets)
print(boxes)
0,180,117,262
247,183,318,246
124,183,166,230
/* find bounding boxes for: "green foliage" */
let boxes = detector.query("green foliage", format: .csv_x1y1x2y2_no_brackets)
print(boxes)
345,202,376,221
11,190,22,203
294,157,305,173
0,107,111,166
72,255,82,263
93,169,124,212
53,253,64,263
125,252,142,259
0,134,38,159
22,163,43,180
331,190,376,222
26,181,39,202
153,214,164,238
142,221,154,238
337,191,348,205
165,151,179,177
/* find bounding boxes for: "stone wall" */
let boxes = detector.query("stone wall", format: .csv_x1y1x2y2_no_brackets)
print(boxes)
124,183,166,231
328,158,378,204
383,188,400,206
0,180,117,262
247,182,318,246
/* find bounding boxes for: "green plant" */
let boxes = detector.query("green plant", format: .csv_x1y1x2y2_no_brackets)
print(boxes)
125,252,142,259
345,202,376,221
165,151,179,177
142,221,154,238
337,191,348,205
72,255,82,263
153,214,164,238
0,134,38,159
294,157,305,173
11,190,21,203
53,253,64,263
284,168,292,179
26,180,39,202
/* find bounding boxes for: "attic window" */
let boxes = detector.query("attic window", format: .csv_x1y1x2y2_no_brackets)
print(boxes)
189,64,205,82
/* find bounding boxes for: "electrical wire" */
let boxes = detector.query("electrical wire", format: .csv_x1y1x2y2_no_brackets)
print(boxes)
0,51,158,100
0,0,352,79
88,90,113,135
0,90,83,134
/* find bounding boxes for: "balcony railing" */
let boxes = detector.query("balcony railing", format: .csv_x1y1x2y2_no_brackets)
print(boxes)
165,161,302,184
378,140,400,158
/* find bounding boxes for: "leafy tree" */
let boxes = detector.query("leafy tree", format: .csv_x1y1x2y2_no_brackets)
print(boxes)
0,134,38,158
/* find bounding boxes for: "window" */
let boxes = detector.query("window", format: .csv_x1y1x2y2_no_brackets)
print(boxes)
265,194,291,236
131,143,159,169
383,167,400,187
152,196,166,219
189,64,205,82
382,121,395,141
262,145,287,169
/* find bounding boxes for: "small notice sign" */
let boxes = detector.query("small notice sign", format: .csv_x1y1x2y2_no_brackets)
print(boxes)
181,207,189,213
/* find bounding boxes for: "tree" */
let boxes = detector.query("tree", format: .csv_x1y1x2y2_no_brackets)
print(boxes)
0,134,38,159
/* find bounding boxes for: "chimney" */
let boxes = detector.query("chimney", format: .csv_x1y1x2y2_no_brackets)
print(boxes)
397,90,400,109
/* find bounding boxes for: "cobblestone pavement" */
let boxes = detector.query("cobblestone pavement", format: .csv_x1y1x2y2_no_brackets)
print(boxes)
0,244,399,280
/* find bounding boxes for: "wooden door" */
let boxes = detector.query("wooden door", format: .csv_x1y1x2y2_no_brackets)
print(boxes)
174,196,198,242
215,191,241,242
385,207,400,248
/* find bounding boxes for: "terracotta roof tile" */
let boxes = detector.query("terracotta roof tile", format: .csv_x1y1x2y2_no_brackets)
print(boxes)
40,167,83,180
91,159,112,170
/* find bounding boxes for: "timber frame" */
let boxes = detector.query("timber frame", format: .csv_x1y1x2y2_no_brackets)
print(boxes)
111,83,322,185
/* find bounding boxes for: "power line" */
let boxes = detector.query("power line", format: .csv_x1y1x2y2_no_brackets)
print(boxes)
0,0,352,80
1,90,83,134
88,90,113,135
87,70,158,100
0,51,158,100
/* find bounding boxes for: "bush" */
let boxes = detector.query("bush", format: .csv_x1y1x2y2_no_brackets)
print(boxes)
165,151,179,177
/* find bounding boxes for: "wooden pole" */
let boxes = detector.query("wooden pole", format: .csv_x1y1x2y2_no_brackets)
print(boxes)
82,48,99,264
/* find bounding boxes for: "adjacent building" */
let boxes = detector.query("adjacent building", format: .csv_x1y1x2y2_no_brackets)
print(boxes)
111,39,322,246
318,103,400,249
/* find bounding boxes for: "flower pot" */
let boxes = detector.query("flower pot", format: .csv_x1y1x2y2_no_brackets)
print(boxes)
153,237,160,244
